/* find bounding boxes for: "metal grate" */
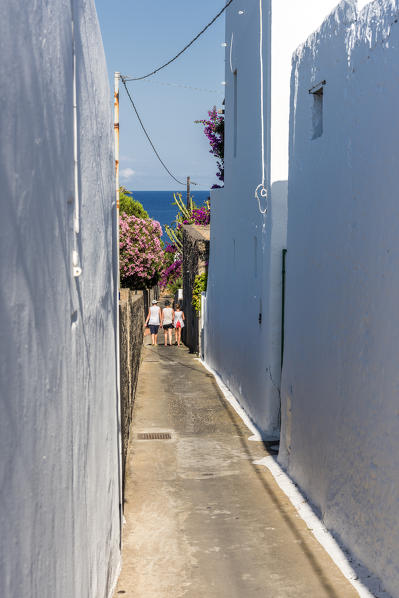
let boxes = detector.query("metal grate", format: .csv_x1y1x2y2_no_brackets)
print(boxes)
137,432,172,440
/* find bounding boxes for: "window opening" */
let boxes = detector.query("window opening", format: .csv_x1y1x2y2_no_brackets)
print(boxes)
309,80,326,140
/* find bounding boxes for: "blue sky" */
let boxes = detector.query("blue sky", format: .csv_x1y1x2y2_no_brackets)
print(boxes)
95,0,226,191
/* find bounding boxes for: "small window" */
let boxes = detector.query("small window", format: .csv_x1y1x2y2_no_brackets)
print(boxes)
309,80,326,140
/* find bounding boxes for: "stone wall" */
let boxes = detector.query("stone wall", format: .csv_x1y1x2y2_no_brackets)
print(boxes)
182,225,210,354
119,285,159,491
119,290,145,490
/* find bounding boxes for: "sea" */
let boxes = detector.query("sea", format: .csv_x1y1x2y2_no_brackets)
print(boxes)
131,190,210,240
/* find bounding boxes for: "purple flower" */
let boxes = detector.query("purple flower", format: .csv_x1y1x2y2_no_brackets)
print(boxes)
195,107,224,185
160,259,183,289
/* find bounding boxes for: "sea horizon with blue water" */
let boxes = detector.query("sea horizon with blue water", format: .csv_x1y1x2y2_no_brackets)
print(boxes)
130,190,211,240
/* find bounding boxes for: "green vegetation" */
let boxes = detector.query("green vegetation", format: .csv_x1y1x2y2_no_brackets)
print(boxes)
119,186,149,219
192,272,208,315
168,276,183,297
164,193,192,252
164,192,210,252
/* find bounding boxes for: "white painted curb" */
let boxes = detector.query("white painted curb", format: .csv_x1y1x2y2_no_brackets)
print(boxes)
254,456,379,598
199,358,389,598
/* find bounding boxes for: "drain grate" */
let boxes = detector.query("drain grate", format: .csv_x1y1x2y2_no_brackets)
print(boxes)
137,432,172,440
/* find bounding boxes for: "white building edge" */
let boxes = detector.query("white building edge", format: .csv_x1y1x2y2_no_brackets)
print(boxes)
205,0,399,595
205,0,342,437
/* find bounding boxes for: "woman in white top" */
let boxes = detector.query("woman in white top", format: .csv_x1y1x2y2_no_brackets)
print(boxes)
162,300,174,346
145,299,161,346
173,304,185,347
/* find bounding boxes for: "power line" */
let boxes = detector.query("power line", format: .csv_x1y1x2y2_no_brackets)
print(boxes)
122,0,235,82
140,79,218,94
121,77,186,187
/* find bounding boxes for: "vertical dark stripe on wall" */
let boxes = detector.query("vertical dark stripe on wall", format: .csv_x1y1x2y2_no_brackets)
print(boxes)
281,249,287,371
233,70,238,158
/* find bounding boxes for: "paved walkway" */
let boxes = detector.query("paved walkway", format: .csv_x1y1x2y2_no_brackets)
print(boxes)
114,337,357,598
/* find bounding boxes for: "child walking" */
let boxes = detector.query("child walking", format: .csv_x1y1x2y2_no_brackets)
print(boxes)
174,304,185,347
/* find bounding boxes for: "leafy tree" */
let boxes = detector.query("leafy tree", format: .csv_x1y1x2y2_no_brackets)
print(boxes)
119,186,149,219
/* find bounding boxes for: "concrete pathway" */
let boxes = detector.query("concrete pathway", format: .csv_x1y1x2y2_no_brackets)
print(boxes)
114,337,357,598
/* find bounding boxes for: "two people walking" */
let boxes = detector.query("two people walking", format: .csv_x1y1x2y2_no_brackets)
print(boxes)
145,299,185,347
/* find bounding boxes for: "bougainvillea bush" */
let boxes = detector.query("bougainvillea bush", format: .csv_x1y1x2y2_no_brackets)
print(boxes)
161,195,210,294
160,259,182,293
120,215,164,289
159,244,182,293
180,205,210,226
163,243,178,265
195,107,224,187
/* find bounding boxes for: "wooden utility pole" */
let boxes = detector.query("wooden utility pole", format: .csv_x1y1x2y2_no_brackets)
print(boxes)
114,71,120,277
113,70,123,549
186,176,191,209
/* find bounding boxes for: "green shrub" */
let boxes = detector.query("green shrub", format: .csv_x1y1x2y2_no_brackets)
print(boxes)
168,276,183,297
192,273,207,315
119,186,149,219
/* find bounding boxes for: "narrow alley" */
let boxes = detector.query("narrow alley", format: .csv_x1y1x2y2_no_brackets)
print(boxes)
114,337,357,598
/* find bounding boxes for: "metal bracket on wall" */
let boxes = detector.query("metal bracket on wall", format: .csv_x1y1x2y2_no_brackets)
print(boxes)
309,80,326,94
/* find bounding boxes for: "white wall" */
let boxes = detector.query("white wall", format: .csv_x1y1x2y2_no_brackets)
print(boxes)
205,0,343,437
271,0,345,183
205,0,283,437
280,1,399,595
0,1,120,597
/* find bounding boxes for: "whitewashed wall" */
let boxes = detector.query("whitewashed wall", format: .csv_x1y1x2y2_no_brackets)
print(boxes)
280,1,399,595
205,0,282,437
271,0,346,183
205,0,340,438
0,2,120,597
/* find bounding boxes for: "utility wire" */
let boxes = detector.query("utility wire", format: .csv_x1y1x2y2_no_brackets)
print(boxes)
140,79,218,94
121,77,186,186
122,0,235,82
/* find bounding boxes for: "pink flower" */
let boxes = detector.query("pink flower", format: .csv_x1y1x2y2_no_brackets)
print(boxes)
119,214,164,288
